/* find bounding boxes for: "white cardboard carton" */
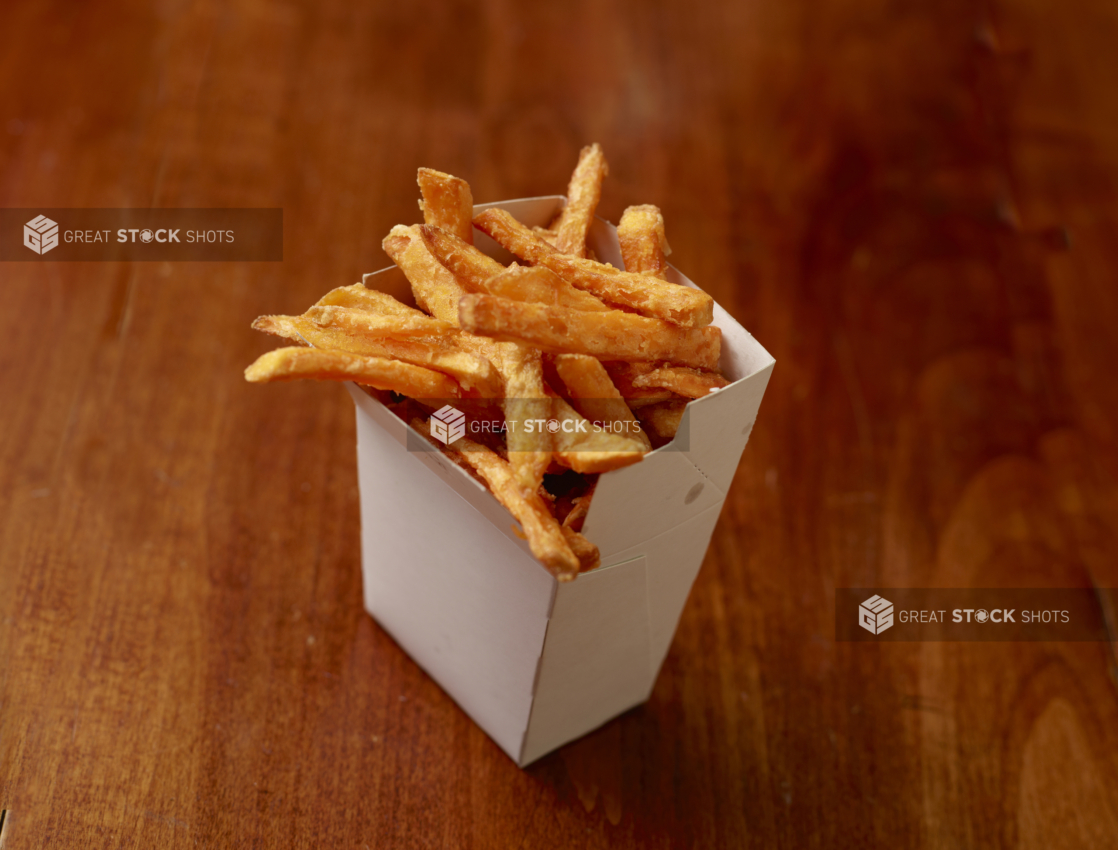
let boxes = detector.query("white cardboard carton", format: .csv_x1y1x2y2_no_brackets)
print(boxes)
351,197,774,766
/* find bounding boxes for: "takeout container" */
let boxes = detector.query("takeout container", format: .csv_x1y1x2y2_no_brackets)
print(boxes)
350,197,774,766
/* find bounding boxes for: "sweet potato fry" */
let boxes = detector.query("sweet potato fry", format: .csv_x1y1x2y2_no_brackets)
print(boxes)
552,143,608,258
417,168,474,244
551,396,646,473
382,225,469,325
485,264,609,312
636,399,688,445
633,365,730,398
245,347,462,398
458,294,721,370
305,305,456,338
474,208,713,327
617,204,671,280
552,353,651,450
560,525,600,573
412,419,579,579
314,284,428,317
252,313,501,395
418,224,505,293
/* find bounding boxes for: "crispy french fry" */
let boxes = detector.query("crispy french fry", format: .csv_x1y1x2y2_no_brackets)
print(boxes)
412,419,578,579
245,347,462,398
252,314,501,396
305,305,456,338
314,284,429,317
553,143,608,258
417,168,474,244
601,361,681,407
474,208,713,327
632,365,730,398
560,525,600,572
636,399,688,444
458,294,721,370
494,344,552,495
617,204,671,280
552,354,651,450
562,485,595,532
383,225,468,326
551,396,645,473
485,264,609,312
417,224,505,292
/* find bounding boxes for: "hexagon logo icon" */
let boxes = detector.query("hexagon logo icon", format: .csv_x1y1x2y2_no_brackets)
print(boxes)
429,404,466,445
24,214,59,255
858,594,894,635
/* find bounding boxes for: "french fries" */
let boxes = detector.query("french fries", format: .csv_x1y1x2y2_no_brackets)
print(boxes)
457,293,721,370
246,144,735,581
418,168,474,244
618,204,671,280
245,347,462,398
474,208,714,327
552,143,608,258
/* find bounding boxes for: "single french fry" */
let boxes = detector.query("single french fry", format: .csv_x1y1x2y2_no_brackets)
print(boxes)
551,396,645,473
417,224,505,292
561,525,600,572
417,168,474,244
458,294,721,370
474,208,713,327
485,264,610,312
632,365,731,398
552,353,651,450
562,485,595,532
495,344,552,495
617,204,671,280
252,314,502,395
601,361,681,407
314,284,428,317
412,419,579,579
245,347,462,398
383,224,468,325
636,399,688,444
553,143,608,258
305,305,456,338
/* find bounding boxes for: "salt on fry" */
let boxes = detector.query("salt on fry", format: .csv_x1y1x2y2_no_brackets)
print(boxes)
474,207,713,327
458,294,721,370
245,347,462,399
552,143,608,258
418,168,474,244
617,204,671,280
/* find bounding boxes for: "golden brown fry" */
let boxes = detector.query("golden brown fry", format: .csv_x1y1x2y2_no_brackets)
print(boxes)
553,143,608,258
632,365,730,398
245,347,462,398
636,399,688,444
417,224,505,293
305,305,456,338
412,419,579,579
314,283,428,317
601,361,681,407
562,485,595,532
382,225,468,325
552,354,651,450
494,344,552,496
617,204,671,280
485,264,609,312
560,525,600,573
252,313,502,395
417,168,474,244
458,294,721,370
474,208,713,327
551,396,646,473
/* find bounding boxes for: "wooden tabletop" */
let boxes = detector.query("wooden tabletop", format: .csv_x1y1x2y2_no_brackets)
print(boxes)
4,1,1118,846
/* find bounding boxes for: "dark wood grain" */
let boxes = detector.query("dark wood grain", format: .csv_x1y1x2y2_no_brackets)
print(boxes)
3,0,1118,846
